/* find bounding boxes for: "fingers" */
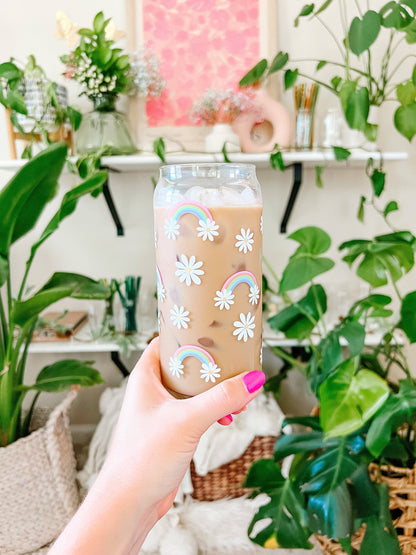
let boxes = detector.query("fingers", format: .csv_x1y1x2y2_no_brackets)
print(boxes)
187,370,265,434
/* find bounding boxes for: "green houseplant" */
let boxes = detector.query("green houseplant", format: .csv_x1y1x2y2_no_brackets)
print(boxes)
246,180,416,552
240,0,416,144
59,11,137,155
0,56,82,159
0,142,110,447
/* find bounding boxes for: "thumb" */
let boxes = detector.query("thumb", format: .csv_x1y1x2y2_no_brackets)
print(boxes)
185,370,266,434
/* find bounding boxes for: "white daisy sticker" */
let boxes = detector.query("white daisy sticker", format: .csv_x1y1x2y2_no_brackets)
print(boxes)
169,357,184,378
164,218,180,240
260,216,263,235
248,285,260,305
197,219,219,242
200,362,221,383
233,312,256,342
157,283,166,302
175,254,204,286
214,290,235,310
170,305,191,330
235,228,254,254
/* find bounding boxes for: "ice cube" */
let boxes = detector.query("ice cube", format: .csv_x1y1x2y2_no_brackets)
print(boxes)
240,186,257,205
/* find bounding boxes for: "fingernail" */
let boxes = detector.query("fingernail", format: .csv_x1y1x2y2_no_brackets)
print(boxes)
224,414,233,423
243,371,266,393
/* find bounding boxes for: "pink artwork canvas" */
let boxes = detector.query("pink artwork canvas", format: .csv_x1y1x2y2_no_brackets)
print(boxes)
143,0,261,127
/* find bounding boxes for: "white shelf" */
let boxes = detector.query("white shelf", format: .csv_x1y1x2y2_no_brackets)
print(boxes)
0,149,408,173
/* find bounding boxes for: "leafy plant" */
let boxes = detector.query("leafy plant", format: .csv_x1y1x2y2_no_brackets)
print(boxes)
0,142,110,447
59,11,133,102
240,0,416,143
249,186,416,550
0,56,82,159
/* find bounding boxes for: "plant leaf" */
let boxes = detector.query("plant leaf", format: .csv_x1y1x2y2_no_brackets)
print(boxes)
394,101,416,141
67,106,82,131
397,81,416,105
295,4,315,26
270,149,285,171
380,0,415,29
348,11,381,55
268,51,289,74
319,360,390,438
316,60,327,71
32,359,104,392
0,143,67,256
12,287,73,327
269,284,326,340
315,166,324,188
153,137,166,163
357,195,366,222
239,59,268,87
401,291,416,342
345,87,370,130
370,168,386,197
40,272,110,300
307,483,353,537
246,461,312,549
0,255,9,288
279,227,334,293
384,200,398,217
28,171,107,263
284,69,298,90
333,146,351,160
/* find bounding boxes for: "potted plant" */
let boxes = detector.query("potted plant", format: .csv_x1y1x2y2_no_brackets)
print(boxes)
0,56,82,159
0,142,110,553
58,11,139,155
245,170,416,552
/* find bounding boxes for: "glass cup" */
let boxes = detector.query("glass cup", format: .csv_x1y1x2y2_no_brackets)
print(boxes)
154,163,263,397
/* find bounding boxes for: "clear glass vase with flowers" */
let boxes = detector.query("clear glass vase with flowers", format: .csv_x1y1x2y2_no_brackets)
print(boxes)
189,88,256,153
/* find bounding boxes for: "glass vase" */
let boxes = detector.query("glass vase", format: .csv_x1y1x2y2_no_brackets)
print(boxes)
75,94,137,155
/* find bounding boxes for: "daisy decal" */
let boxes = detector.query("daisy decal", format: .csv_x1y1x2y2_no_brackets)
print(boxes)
170,305,190,330
200,362,221,383
175,254,204,286
169,357,184,378
197,219,219,242
214,290,235,310
233,312,256,342
248,285,260,305
235,228,254,254
164,218,180,240
260,216,263,235
157,283,166,302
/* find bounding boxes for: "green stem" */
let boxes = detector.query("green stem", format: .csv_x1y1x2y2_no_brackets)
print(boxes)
386,54,416,83
292,58,379,83
353,0,363,16
263,256,280,293
341,0,351,80
312,279,328,335
315,15,345,57
0,293,7,361
297,72,335,93
267,343,307,370
392,280,402,302
18,260,32,301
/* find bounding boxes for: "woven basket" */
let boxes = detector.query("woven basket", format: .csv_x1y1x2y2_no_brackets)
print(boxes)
0,390,80,555
316,462,416,555
191,435,276,502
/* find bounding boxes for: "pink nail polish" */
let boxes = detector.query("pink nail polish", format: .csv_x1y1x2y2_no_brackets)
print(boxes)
223,414,233,423
243,371,266,393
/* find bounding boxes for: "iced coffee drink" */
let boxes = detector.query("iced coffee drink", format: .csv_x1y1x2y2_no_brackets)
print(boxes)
154,164,262,397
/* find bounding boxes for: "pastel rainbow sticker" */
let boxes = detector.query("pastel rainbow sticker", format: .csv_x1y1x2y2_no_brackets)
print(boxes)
168,345,221,383
164,201,219,242
170,201,214,224
156,265,166,302
214,271,260,310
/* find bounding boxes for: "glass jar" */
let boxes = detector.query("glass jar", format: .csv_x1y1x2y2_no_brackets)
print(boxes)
154,163,263,397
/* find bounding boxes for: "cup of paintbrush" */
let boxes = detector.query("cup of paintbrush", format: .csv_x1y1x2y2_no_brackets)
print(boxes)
294,83,319,150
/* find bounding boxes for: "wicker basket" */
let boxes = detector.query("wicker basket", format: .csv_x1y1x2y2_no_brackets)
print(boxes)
316,462,416,555
191,435,276,502
0,391,80,555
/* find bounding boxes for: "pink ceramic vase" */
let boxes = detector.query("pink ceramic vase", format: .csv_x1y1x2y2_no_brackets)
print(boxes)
233,88,292,152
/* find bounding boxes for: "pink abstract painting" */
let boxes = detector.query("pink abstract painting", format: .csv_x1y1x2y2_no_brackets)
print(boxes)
143,0,261,127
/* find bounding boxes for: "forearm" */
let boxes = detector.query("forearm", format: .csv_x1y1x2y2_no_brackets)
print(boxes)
49,463,158,555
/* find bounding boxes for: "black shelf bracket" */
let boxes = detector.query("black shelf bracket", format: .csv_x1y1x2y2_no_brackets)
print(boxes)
111,351,130,377
101,166,124,236
280,162,303,234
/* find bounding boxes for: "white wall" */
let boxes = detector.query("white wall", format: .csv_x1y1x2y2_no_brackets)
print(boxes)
0,0,415,424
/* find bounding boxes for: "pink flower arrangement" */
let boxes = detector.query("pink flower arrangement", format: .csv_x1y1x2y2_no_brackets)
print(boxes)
189,88,256,126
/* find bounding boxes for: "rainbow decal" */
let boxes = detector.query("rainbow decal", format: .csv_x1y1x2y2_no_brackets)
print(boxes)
169,344,221,382
174,345,215,366
221,271,258,295
156,265,166,302
214,271,259,310
170,201,214,225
